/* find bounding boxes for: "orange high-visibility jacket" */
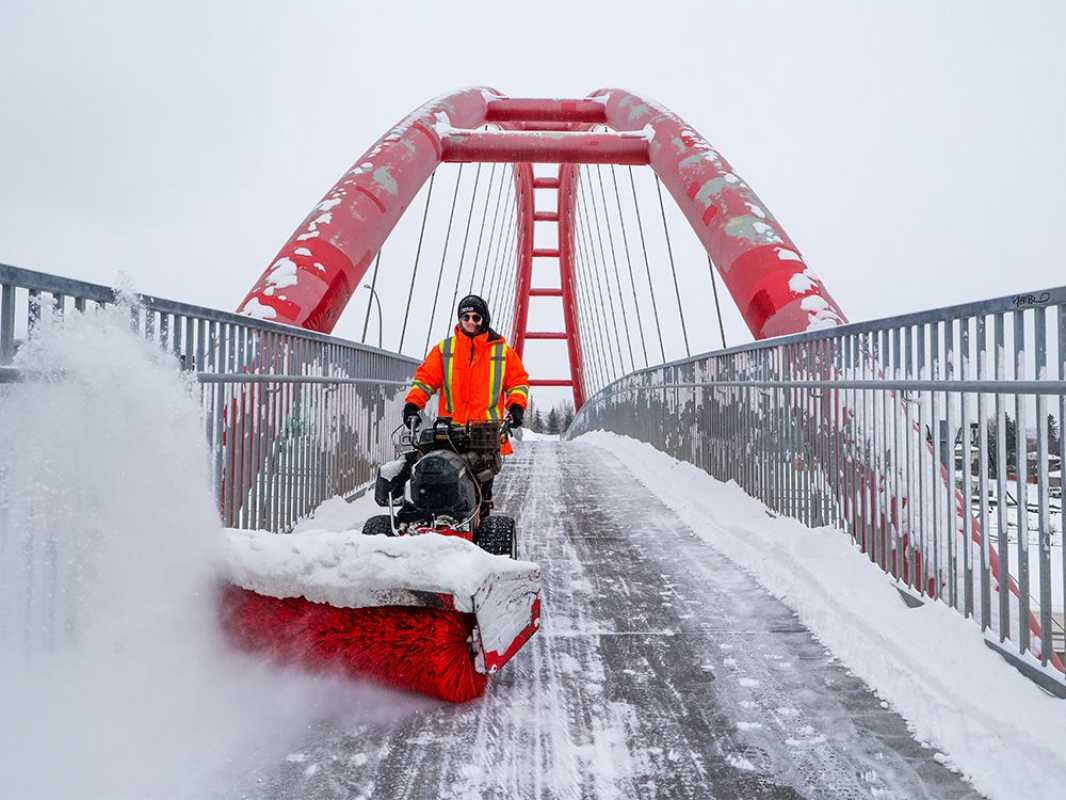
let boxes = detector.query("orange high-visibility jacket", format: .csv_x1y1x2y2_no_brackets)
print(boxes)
405,327,530,436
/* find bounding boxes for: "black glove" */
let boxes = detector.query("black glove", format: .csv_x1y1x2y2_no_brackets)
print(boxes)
508,404,524,428
402,403,422,428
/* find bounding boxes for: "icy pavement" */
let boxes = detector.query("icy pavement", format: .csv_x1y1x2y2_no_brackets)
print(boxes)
233,440,983,800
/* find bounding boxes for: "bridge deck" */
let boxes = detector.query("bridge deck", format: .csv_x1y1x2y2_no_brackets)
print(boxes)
245,440,982,799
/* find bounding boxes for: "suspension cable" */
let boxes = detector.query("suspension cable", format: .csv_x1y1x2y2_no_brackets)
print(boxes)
497,253,513,339
609,165,649,367
398,170,436,354
360,249,382,344
574,176,609,381
582,168,629,375
577,172,621,381
499,210,523,341
708,256,727,349
477,167,509,298
423,165,464,354
447,163,483,327
483,168,515,305
627,166,667,364
501,172,530,341
483,210,513,323
470,164,501,293
592,165,637,372
578,173,621,383
570,244,600,394
506,220,520,332
574,181,612,389
571,199,608,392
494,217,517,318
498,247,515,341
655,175,690,358
488,198,518,321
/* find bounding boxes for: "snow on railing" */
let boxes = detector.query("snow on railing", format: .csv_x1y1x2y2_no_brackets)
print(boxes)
568,283,1066,694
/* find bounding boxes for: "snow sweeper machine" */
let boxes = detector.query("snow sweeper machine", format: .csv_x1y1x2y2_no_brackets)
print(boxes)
218,417,543,703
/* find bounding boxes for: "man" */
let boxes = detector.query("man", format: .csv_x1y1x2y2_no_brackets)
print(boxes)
402,294,530,516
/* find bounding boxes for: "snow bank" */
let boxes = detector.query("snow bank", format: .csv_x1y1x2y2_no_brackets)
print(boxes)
0,304,421,800
225,527,539,614
574,431,1066,800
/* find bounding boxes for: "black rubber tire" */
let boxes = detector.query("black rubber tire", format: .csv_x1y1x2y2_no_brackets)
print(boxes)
362,514,395,536
476,515,517,559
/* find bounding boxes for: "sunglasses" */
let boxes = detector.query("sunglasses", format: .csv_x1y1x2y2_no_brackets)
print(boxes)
461,313,482,323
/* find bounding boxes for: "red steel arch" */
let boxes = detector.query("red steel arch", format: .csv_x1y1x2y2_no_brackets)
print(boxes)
237,88,847,407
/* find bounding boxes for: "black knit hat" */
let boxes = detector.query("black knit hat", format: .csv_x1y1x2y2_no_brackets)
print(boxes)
457,294,490,332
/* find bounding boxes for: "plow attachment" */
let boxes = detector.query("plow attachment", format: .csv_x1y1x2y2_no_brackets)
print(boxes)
218,529,542,703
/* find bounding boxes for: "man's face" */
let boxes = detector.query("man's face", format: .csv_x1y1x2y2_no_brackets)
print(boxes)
460,312,481,335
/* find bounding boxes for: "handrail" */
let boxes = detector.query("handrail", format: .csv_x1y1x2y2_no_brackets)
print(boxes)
0,262,419,364
582,282,1066,407
569,282,1066,691
1,263,417,533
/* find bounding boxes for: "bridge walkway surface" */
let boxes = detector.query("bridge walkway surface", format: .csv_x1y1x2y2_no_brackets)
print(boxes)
241,439,982,800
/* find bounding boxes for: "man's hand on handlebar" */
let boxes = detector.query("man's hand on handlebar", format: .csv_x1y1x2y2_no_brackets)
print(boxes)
402,402,422,430
507,404,524,429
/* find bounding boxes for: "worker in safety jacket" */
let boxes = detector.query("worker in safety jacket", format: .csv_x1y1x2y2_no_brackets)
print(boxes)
402,294,530,514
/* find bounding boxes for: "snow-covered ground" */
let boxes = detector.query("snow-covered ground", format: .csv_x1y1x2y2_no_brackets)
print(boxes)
574,430,1066,800
2,305,1061,798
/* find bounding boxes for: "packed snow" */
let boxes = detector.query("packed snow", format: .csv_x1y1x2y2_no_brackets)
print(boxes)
225,526,540,615
574,430,1066,800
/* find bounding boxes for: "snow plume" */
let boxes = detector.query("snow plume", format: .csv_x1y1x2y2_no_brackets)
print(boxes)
0,302,421,799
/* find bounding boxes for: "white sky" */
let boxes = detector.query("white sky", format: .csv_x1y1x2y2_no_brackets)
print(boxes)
2,1,1064,409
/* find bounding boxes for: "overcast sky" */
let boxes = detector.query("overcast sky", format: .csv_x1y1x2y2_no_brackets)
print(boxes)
2,1,1064,407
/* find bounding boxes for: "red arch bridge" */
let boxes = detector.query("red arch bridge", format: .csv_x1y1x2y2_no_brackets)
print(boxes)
2,89,1065,799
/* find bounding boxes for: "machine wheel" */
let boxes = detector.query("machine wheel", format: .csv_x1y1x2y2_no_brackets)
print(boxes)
362,514,395,536
476,515,517,559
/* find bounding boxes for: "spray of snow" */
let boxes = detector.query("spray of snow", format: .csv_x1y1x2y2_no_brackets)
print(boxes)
0,304,422,799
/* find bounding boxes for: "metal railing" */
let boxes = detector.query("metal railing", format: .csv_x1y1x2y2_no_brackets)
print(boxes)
568,284,1066,692
1,264,416,532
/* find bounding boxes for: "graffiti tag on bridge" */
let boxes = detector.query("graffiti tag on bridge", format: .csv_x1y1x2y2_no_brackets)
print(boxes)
1012,292,1051,308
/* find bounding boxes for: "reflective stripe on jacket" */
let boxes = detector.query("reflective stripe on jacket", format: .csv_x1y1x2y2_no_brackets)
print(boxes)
405,326,530,451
